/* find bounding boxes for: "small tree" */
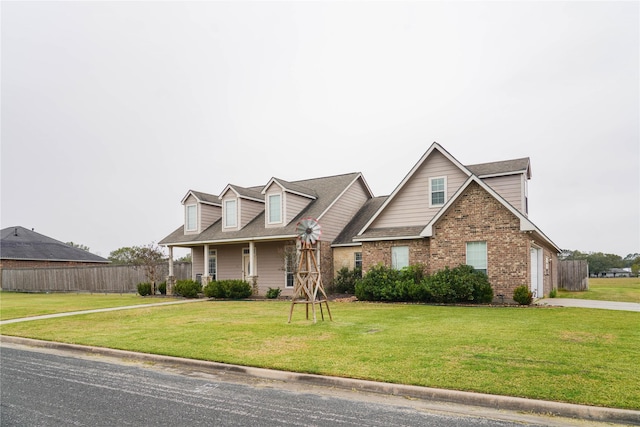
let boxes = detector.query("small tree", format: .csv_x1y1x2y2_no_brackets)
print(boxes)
66,242,91,252
108,243,167,292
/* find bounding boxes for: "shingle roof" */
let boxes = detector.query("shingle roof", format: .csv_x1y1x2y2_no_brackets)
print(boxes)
466,158,531,178
265,178,318,199
332,196,387,245
0,227,110,263
189,190,221,205
224,185,265,202
160,172,364,245
355,226,426,241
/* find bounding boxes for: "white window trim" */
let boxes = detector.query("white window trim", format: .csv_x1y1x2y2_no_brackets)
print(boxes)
466,241,487,274
284,245,295,288
208,249,217,281
429,176,447,208
267,193,283,225
391,246,409,270
185,204,197,231
224,199,237,228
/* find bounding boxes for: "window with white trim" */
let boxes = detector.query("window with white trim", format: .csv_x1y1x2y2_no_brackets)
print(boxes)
284,246,296,288
354,252,362,270
391,246,409,270
208,249,217,281
224,199,237,228
466,241,487,275
186,205,197,231
429,177,447,207
268,194,282,224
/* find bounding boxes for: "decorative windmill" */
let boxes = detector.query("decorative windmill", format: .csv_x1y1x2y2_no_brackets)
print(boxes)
287,218,332,323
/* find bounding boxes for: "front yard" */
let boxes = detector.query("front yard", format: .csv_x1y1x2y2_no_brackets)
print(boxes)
557,277,640,303
1,297,638,410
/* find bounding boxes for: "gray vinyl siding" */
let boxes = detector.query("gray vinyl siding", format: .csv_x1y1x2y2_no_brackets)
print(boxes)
191,246,204,280
285,193,312,224
372,150,468,228
200,204,221,230
216,244,245,281
320,178,370,241
482,175,523,213
240,199,264,229
254,241,291,295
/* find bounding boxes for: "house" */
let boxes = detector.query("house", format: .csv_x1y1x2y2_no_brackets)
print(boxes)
159,173,374,296
0,226,109,269
160,142,560,301
334,142,560,300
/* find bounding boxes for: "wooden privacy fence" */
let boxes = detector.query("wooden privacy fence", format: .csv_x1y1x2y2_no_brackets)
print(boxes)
558,260,589,291
0,263,191,293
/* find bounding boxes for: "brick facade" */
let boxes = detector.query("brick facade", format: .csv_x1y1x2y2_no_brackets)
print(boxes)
360,182,558,302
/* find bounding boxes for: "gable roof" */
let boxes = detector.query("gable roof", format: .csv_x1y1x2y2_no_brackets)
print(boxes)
0,227,109,263
181,190,222,206
160,172,371,246
358,142,471,235
466,157,531,179
332,196,388,246
262,177,318,199
220,184,265,203
419,175,561,252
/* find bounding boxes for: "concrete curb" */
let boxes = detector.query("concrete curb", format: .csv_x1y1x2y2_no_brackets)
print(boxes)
2,335,639,425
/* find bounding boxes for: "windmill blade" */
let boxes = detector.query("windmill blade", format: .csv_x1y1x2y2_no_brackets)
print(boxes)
296,218,322,244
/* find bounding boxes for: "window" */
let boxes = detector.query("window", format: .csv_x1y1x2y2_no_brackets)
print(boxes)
268,194,282,224
208,249,217,280
354,252,362,270
466,241,487,275
430,177,446,207
186,205,197,231
224,199,237,228
285,246,296,288
391,246,409,270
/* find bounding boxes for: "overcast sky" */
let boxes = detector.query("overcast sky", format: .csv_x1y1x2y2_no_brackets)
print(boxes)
1,1,638,259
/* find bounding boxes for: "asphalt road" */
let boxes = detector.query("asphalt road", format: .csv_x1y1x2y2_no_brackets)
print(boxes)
0,344,617,427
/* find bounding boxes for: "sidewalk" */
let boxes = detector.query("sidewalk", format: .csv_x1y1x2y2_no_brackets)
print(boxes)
535,298,640,312
0,298,206,326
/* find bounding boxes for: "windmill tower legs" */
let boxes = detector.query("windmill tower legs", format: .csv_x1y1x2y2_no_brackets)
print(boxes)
288,242,332,323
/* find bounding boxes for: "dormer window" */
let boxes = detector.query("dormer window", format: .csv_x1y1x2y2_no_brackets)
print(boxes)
268,194,282,224
224,199,237,228
429,176,447,207
185,205,197,231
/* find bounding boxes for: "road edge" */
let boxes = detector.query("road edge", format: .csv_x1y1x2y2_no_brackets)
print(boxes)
2,335,639,425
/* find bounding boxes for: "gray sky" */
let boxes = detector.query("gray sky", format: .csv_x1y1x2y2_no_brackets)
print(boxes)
1,1,638,259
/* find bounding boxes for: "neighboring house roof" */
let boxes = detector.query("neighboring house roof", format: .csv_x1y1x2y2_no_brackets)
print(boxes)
466,157,531,179
160,172,369,246
181,190,222,206
0,226,109,263
332,196,388,246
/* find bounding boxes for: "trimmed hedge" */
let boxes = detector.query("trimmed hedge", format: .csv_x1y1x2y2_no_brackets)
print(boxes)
355,264,493,304
203,280,252,299
174,280,201,298
137,282,152,296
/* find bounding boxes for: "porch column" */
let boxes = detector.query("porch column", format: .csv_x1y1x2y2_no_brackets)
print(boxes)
202,244,210,288
249,241,256,277
166,246,175,296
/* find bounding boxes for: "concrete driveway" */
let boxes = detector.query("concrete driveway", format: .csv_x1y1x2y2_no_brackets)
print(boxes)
535,298,640,312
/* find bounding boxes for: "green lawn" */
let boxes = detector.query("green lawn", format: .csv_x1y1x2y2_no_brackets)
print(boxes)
0,291,179,320
1,299,638,410
557,277,640,303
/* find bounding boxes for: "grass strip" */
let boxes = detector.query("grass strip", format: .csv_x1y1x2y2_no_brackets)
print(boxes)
0,291,179,320
557,277,640,303
1,300,638,410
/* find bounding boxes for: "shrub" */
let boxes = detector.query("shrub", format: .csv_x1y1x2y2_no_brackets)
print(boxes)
203,280,252,299
423,265,493,304
137,282,152,296
355,264,401,301
513,285,533,305
266,287,281,299
158,282,166,295
174,279,201,298
549,288,557,298
334,267,361,294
